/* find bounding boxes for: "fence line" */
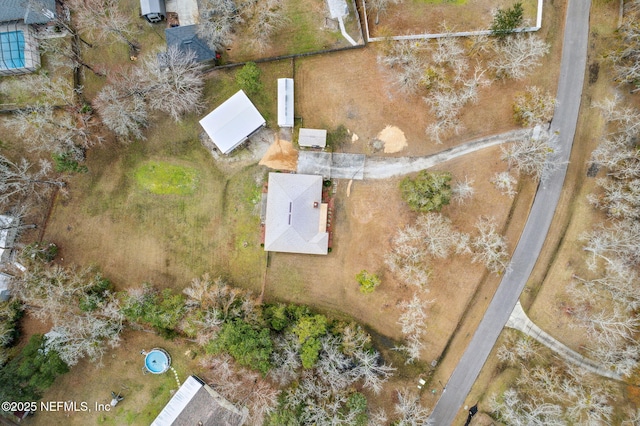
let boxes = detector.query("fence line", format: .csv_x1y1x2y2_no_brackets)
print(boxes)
362,0,544,42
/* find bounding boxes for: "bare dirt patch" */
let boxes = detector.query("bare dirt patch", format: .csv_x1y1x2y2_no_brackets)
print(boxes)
259,137,299,171
378,125,408,153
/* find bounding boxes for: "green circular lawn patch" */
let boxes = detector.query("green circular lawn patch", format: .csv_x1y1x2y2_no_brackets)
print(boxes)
134,161,200,195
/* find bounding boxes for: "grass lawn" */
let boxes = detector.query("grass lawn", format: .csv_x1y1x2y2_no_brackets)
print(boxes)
134,161,200,196
42,59,298,293
27,330,203,426
224,0,361,63
369,0,539,37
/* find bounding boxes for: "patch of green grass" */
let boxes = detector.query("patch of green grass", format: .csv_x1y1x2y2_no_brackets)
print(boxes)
134,161,200,195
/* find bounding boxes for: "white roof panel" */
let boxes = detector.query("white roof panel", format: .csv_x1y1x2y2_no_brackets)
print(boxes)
151,376,202,426
298,128,327,148
199,90,266,155
277,78,294,128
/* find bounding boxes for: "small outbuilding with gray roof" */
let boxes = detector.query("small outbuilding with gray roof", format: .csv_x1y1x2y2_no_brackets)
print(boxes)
264,173,328,255
298,128,327,149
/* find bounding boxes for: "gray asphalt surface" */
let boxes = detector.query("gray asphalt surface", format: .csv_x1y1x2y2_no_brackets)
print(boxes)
428,1,592,424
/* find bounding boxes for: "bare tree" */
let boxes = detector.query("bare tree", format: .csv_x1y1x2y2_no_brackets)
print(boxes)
15,263,122,366
385,213,469,289
394,293,431,364
93,85,148,141
366,0,404,25
588,176,640,220
0,155,64,208
611,16,640,91
591,135,640,180
451,176,475,204
197,0,243,51
490,388,565,426
368,408,388,426
501,127,563,181
497,333,539,366
471,217,511,274
200,354,278,425
4,101,102,157
377,40,427,94
489,34,549,80
582,219,640,269
393,389,430,425
39,37,103,76
513,86,557,126
245,0,288,52
68,0,139,50
143,46,206,121
572,260,640,312
493,361,615,425
44,298,123,367
0,74,77,108
491,170,518,197
269,332,301,386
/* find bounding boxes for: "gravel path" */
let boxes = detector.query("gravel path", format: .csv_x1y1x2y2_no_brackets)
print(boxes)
363,128,530,179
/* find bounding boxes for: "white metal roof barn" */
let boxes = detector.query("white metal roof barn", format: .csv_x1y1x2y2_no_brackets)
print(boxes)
199,90,266,155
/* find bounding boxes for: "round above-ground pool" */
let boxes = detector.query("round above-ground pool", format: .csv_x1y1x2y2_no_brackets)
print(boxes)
144,348,171,374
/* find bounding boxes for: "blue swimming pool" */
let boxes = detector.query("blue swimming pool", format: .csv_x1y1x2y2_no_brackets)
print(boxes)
0,31,25,69
144,349,171,374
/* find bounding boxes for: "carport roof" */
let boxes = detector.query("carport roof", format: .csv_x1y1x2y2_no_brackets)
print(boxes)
199,90,266,155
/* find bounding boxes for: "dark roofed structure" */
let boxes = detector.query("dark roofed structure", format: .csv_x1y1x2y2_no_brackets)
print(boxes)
151,376,247,426
165,25,216,63
0,0,56,25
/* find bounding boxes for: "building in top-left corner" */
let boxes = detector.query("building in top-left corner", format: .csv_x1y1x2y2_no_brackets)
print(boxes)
0,0,56,76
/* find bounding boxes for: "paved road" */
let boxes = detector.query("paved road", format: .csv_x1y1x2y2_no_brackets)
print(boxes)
428,1,592,424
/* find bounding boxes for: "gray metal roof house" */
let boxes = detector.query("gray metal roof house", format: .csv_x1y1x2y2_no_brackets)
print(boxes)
151,376,247,426
165,25,217,63
0,0,54,76
264,173,329,255
0,0,56,25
